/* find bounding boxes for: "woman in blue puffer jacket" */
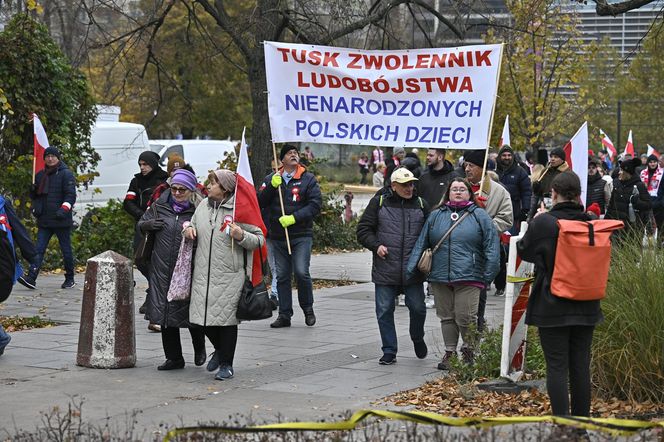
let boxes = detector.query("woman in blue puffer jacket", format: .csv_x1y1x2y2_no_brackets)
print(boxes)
407,177,499,370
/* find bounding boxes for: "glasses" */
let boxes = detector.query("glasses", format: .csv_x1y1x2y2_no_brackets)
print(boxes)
171,186,189,194
449,187,469,193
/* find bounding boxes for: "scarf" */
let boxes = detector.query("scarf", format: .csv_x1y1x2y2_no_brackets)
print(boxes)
445,200,474,210
171,196,191,213
37,165,59,195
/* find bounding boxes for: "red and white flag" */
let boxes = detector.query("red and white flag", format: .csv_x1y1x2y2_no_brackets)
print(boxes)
599,128,617,160
624,130,635,158
563,121,589,207
33,113,50,177
233,127,268,286
647,144,660,159
498,115,510,147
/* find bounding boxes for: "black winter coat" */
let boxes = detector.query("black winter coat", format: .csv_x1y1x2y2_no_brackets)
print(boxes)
417,161,459,208
496,160,532,225
517,202,603,328
123,168,169,222
258,165,322,240
138,190,195,328
31,162,76,229
586,174,608,214
356,188,429,286
605,175,651,230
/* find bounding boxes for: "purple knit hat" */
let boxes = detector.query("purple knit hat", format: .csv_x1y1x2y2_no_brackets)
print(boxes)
171,169,198,191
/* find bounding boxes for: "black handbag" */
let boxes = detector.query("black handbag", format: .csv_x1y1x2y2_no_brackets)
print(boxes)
236,248,273,321
134,205,157,268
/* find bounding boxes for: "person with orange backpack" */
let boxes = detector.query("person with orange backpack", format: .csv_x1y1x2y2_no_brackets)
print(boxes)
516,171,622,418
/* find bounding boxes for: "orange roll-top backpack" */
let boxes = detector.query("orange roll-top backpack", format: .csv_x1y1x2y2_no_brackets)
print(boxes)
550,219,624,301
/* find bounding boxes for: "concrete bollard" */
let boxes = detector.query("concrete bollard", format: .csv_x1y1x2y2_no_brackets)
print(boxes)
76,250,136,368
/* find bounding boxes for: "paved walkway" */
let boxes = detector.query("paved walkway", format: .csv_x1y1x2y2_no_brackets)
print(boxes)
0,251,508,436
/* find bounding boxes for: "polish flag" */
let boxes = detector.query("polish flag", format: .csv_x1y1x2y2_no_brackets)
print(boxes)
599,128,617,160
624,130,635,158
563,122,589,207
498,115,510,147
33,113,50,177
647,144,660,159
233,127,268,286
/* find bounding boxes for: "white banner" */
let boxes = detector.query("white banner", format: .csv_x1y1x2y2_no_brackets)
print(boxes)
264,42,503,149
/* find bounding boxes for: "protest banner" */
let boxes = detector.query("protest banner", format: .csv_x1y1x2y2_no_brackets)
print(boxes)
264,42,503,149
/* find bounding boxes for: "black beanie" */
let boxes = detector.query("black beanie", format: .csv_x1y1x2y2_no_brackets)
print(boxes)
621,158,642,175
498,145,513,156
550,147,566,162
464,150,486,168
43,146,62,160
279,144,299,160
138,151,160,170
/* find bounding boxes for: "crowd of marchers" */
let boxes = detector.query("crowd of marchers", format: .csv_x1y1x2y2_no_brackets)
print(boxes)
1,142,657,421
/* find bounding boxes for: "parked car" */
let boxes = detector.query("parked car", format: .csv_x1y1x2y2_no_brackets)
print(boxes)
154,139,237,179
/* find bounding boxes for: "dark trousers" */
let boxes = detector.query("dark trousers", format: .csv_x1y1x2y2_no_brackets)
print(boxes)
477,289,487,331
161,326,206,362
494,244,508,291
538,325,595,416
204,325,238,366
34,227,74,278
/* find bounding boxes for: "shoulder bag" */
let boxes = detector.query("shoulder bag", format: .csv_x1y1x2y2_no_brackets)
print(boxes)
417,210,471,275
237,247,273,321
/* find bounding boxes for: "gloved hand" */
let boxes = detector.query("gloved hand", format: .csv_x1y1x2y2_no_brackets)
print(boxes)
279,214,296,228
475,195,487,209
520,207,529,221
271,174,283,188
143,218,165,231
55,208,67,220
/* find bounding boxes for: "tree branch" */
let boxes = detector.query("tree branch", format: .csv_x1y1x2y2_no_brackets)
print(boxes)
593,0,657,16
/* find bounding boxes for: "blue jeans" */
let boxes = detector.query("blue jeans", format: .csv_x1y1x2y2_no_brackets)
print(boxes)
0,324,10,354
266,238,279,299
374,283,426,356
272,236,313,318
34,227,75,279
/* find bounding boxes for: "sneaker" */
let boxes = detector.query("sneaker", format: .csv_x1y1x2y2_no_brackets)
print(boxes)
424,295,435,309
269,296,279,311
437,350,456,370
494,289,505,297
18,275,36,290
61,279,76,289
206,351,220,372
215,364,234,380
147,323,161,332
397,294,406,307
379,353,397,365
413,340,428,359
304,310,316,327
270,315,291,328
461,347,474,365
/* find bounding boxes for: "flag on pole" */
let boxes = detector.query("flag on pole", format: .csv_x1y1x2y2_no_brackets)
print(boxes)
33,113,50,178
498,115,510,147
563,122,589,207
624,130,635,158
233,127,268,286
599,128,617,160
647,144,660,159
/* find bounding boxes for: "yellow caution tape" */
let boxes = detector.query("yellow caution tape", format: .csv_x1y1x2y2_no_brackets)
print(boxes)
163,409,664,441
507,275,534,283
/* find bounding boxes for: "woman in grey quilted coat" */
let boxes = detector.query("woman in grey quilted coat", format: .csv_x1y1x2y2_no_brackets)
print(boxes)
184,169,264,381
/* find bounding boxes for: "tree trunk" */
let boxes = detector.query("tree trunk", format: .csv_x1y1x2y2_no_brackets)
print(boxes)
247,53,273,186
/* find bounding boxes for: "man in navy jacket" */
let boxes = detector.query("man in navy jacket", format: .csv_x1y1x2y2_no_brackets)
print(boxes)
25,146,77,289
259,144,322,329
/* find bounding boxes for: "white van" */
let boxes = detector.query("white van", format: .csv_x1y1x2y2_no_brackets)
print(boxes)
153,139,236,179
76,121,150,210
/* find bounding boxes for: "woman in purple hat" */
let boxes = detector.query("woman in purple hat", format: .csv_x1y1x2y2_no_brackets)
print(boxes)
138,168,207,370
